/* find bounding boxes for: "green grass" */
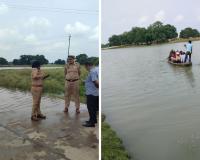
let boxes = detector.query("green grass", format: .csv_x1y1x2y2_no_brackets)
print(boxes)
102,122,131,160
0,67,88,103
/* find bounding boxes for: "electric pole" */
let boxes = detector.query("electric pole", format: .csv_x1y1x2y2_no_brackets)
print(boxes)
67,34,71,57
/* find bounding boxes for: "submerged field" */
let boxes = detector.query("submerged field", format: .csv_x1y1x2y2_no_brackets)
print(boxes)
0,67,88,102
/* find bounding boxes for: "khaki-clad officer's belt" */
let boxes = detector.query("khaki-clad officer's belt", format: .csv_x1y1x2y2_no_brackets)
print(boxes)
32,85,43,87
66,79,79,82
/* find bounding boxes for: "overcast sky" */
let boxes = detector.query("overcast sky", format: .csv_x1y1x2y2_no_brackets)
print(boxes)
0,0,98,62
102,0,200,43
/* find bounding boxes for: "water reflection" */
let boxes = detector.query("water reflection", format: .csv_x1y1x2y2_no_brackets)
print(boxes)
169,64,195,88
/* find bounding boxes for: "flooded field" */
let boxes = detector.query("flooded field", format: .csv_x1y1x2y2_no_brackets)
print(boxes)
102,41,200,160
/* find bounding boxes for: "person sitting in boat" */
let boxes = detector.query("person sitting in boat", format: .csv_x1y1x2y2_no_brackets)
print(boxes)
180,51,186,63
175,51,181,63
169,50,176,61
168,50,173,60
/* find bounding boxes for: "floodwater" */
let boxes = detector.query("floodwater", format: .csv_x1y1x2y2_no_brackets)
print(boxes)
102,41,200,160
0,88,98,160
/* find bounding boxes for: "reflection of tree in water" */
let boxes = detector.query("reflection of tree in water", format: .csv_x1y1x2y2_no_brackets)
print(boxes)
169,64,195,88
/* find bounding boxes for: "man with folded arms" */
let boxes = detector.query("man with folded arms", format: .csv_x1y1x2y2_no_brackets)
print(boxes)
64,55,81,114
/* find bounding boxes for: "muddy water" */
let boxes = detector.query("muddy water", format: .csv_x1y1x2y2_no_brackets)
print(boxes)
102,41,200,160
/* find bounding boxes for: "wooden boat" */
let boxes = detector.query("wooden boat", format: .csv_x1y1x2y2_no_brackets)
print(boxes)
168,60,192,66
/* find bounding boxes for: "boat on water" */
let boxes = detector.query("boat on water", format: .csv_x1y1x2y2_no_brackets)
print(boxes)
168,60,192,66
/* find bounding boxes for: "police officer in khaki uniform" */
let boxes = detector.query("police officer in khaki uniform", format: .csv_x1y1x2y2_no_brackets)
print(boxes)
64,55,81,114
31,61,49,121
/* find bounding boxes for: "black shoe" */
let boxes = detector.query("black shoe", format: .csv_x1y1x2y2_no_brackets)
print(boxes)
31,116,40,121
82,123,95,127
85,120,90,123
37,114,46,119
85,120,97,124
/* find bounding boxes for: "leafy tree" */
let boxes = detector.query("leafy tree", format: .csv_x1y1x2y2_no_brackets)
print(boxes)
13,59,21,65
76,54,88,65
163,24,178,39
54,59,65,64
87,57,99,65
107,21,179,46
145,30,154,44
134,27,147,44
119,32,131,45
127,27,137,44
0,57,8,65
12,55,49,65
180,27,200,38
147,21,167,43
101,43,109,48
108,35,122,46
34,55,49,65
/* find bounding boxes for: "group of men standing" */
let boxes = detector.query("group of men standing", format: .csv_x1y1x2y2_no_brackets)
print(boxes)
31,55,99,128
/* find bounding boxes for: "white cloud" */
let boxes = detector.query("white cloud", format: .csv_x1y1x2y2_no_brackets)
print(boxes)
64,22,91,35
0,44,11,50
64,22,99,42
24,34,38,44
0,3,8,15
174,14,184,22
39,41,66,51
0,28,22,41
138,16,149,24
25,17,51,31
197,15,200,21
0,28,23,51
89,26,99,40
154,10,165,21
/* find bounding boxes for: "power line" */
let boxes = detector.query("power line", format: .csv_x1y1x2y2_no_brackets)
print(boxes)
0,2,98,15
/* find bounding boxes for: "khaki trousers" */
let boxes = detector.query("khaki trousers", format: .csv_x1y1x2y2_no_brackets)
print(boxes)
65,80,80,109
31,87,43,117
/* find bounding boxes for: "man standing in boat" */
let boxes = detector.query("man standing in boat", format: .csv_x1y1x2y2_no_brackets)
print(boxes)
184,40,193,63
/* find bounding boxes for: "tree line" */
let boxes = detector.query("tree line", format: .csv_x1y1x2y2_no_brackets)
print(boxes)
102,21,200,47
0,54,99,66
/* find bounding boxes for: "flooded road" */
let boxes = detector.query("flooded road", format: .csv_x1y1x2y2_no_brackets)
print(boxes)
0,88,98,160
102,41,200,160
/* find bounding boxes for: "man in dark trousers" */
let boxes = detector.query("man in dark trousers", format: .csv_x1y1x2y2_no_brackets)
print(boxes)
184,40,193,62
83,60,99,127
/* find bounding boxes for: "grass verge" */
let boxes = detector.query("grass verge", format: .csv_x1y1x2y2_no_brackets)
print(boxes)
102,121,131,160
0,67,88,103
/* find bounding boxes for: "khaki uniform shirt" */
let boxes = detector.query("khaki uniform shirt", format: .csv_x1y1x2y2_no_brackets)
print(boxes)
65,63,80,80
31,68,44,86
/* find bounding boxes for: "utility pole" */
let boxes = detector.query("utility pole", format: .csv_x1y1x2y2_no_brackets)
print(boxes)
67,34,71,57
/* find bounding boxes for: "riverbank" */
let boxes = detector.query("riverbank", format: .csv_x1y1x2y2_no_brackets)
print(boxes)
102,115,131,160
102,37,200,50
0,67,88,103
